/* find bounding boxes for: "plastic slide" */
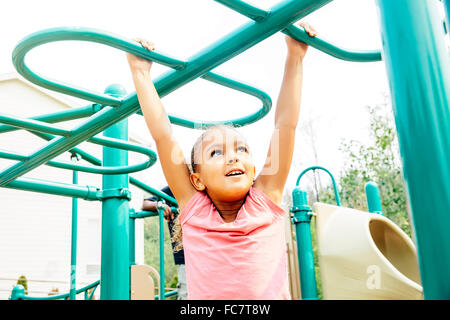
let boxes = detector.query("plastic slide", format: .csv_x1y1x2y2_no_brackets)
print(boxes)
313,203,423,300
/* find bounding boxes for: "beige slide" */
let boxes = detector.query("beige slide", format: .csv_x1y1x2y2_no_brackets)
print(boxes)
313,203,423,300
130,264,160,300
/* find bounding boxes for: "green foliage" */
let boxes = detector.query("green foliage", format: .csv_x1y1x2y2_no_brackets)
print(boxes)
309,217,322,300
318,102,411,236
16,275,28,295
289,100,413,298
143,217,178,288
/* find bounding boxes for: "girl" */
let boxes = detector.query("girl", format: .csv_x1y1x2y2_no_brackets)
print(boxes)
127,22,317,300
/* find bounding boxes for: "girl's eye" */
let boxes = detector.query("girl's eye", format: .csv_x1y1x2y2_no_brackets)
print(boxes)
237,146,248,153
211,149,223,157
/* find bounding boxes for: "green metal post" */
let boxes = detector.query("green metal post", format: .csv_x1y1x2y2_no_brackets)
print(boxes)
129,209,136,267
9,285,25,300
376,0,450,299
100,84,130,300
290,187,318,300
70,154,80,300
157,203,165,300
365,181,383,215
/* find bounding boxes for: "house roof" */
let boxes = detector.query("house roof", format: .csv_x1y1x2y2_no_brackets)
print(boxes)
0,72,152,147
0,72,83,109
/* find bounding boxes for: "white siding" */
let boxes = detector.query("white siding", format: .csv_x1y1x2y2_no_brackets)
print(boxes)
0,75,147,299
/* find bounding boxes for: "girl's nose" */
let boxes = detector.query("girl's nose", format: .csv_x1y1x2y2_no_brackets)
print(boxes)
227,154,239,164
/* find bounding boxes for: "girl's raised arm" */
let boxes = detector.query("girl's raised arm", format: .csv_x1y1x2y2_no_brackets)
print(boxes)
254,23,316,204
127,39,196,210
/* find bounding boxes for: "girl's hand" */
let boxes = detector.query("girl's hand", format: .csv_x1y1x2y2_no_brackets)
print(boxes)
285,21,317,60
126,38,156,75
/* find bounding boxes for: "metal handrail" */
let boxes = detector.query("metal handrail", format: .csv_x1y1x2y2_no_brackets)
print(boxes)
296,165,341,206
10,280,100,300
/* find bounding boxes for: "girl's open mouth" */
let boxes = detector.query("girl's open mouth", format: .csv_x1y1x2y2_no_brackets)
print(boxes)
226,169,244,177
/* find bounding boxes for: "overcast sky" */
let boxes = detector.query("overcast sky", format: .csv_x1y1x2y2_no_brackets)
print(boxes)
1,0,399,193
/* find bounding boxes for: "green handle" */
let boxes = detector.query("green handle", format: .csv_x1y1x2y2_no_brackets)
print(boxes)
296,166,341,206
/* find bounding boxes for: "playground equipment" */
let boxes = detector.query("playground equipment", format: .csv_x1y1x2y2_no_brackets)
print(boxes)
290,167,422,300
2,0,450,299
314,203,422,299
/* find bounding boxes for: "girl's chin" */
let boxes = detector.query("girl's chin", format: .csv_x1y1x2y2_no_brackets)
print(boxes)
222,185,252,199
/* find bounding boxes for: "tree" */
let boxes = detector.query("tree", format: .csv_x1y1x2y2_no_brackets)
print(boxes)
16,275,28,295
319,100,411,236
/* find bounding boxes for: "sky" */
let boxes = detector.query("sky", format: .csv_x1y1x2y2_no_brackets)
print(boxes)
0,0,395,194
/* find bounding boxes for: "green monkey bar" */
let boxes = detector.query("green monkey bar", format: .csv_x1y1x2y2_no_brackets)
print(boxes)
2,0,450,300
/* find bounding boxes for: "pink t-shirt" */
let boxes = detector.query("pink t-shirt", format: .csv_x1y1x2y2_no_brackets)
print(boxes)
179,187,291,300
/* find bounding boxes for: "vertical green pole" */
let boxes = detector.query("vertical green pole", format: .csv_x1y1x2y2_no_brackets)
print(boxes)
100,84,130,300
9,285,25,300
129,209,136,267
69,154,79,300
365,181,383,215
290,187,318,300
157,204,165,300
376,0,450,299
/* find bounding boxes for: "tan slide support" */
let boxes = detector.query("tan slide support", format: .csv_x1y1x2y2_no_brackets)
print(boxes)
313,203,423,300
130,264,160,300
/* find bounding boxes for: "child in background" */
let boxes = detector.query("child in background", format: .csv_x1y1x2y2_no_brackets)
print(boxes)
127,22,317,299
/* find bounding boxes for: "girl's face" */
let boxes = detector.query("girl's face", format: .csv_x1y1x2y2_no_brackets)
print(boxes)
190,127,255,202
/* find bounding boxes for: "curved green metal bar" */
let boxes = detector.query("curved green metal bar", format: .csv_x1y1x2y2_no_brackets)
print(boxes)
283,25,382,62
0,147,152,175
155,290,178,300
12,27,186,106
0,113,70,136
169,71,272,129
10,280,100,300
214,0,269,22
13,129,179,206
0,104,100,134
215,0,382,62
0,112,157,174
86,135,157,174
296,165,341,206
12,26,272,130
2,0,331,186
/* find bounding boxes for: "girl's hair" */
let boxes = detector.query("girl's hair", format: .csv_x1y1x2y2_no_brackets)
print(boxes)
190,125,244,173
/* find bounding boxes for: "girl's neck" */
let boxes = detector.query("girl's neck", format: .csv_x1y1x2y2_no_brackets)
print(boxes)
210,195,247,223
